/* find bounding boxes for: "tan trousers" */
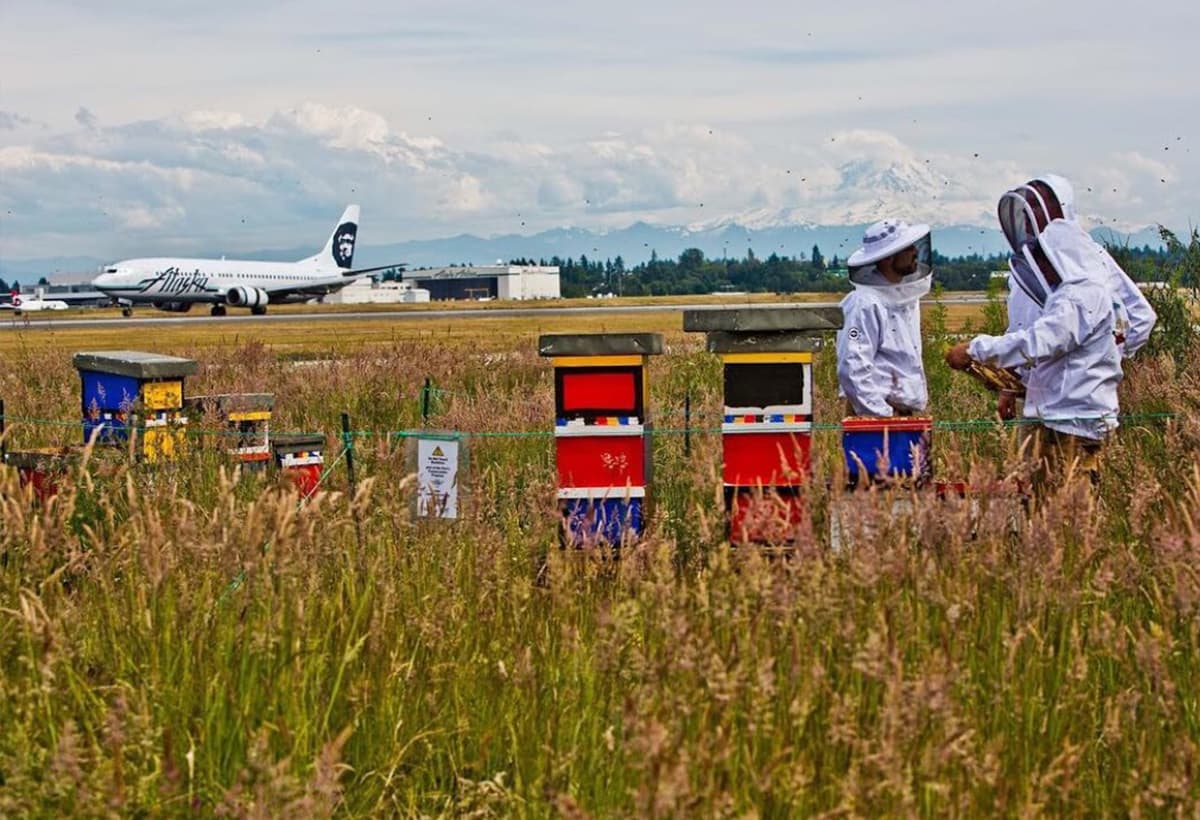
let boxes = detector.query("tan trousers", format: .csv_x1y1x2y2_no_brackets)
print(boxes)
1028,426,1104,500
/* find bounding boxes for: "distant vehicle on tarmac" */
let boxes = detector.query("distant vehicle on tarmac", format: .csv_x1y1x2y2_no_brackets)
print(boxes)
92,205,403,317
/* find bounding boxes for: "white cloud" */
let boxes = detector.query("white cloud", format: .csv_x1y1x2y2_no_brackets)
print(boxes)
0,111,34,131
0,102,1194,261
182,110,249,131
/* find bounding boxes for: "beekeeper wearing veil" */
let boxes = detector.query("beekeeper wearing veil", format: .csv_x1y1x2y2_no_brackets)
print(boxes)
836,219,934,417
947,182,1122,488
996,174,1156,420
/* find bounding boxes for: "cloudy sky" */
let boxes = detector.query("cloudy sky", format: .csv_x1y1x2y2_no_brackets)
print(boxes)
1,0,1197,260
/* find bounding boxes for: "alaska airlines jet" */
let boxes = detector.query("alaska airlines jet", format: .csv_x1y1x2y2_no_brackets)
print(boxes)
0,289,70,313
92,205,402,316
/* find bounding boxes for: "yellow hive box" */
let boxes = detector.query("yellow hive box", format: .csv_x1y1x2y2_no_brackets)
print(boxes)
140,380,184,411
142,425,188,462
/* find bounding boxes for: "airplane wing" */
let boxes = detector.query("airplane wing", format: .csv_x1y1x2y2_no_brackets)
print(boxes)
43,291,107,304
338,263,407,279
261,264,406,298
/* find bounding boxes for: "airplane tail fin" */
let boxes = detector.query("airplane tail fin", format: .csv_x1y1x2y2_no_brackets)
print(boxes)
300,205,359,271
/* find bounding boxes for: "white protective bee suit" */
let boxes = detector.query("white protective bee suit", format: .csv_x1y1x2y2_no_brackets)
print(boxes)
1002,174,1156,357
971,200,1122,441
837,220,933,417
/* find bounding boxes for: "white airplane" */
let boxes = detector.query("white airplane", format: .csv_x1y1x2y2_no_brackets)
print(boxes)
92,205,403,316
0,289,69,313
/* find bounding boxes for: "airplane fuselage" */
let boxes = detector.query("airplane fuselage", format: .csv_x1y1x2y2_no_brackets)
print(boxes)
93,258,342,304
1,299,69,312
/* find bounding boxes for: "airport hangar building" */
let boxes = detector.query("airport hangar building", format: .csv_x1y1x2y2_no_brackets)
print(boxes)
401,264,561,301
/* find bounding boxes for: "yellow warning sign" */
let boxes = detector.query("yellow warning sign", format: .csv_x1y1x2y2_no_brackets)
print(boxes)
432,445,444,457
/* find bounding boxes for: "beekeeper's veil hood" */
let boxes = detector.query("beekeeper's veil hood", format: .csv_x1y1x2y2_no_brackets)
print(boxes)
1035,173,1077,222
998,180,1100,307
847,219,933,305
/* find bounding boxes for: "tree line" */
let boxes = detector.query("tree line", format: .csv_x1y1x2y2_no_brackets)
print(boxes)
0,276,53,295
503,242,1168,298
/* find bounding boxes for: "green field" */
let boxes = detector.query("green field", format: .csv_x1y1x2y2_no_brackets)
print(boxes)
2,291,1199,815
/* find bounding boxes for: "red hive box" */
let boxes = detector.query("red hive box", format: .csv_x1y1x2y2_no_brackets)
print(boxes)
683,305,843,549
722,427,811,487
271,433,326,498
718,352,814,546
539,334,663,548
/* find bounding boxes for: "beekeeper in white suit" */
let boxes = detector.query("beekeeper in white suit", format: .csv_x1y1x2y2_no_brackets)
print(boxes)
837,219,933,417
996,174,1156,420
947,184,1122,490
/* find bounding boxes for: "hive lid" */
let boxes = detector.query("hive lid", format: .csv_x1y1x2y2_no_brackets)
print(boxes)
72,351,199,379
271,433,326,451
705,331,824,354
538,333,663,357
682,306,844,333
185,393,276,413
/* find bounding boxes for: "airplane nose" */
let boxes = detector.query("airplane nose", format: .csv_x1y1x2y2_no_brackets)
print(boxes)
93,270,119,289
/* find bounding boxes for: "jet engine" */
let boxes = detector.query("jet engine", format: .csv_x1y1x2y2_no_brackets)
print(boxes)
226,287,270,308
152,301,193,313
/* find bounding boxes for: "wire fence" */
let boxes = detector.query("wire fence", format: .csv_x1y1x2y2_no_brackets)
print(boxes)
0,410,1179,443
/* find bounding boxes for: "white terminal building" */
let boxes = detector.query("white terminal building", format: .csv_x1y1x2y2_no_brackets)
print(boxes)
325,278,431,304
402,264,561,301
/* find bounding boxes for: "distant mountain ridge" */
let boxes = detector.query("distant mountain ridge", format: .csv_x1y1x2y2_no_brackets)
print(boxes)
2,221,1167,283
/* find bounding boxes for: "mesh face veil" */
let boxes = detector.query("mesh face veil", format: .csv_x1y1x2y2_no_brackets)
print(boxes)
848,232,933,281
1009,253,1048,308
998,184,1061,306
911,232,933,271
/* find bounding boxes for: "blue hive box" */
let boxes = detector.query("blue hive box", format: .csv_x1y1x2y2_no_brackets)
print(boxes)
842,417,932,487
561,497,644,547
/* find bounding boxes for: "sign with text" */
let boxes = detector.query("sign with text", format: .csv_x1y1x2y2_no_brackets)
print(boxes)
416,437,460,518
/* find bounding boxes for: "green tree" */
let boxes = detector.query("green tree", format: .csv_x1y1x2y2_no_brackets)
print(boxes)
812,244,825,271
1139,226,1200,362
678,248,704,273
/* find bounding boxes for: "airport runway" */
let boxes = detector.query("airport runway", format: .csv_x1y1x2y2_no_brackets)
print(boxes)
0,295,988,330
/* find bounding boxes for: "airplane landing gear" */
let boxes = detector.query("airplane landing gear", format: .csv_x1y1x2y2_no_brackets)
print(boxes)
121,307,133,318
211,305,227,317
250,306,267,316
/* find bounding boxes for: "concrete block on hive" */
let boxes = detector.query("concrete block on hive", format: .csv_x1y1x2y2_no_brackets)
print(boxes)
682,306,843,334
71,351,198,380
538,333,664,358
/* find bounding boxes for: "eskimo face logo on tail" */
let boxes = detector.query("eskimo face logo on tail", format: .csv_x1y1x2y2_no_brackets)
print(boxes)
333,222,357,269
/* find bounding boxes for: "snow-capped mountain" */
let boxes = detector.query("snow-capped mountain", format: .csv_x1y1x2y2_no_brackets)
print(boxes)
688,157,996,231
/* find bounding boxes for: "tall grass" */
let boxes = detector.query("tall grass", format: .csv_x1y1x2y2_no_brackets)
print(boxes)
2,306,1200,815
